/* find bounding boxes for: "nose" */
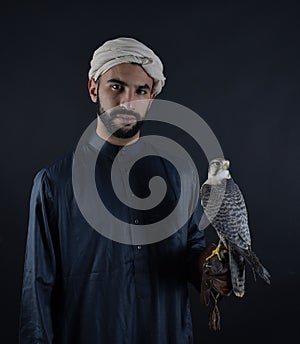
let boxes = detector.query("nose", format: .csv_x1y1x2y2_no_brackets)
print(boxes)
119,89,136,110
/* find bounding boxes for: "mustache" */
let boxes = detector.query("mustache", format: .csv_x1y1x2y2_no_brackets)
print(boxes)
102,108,142,120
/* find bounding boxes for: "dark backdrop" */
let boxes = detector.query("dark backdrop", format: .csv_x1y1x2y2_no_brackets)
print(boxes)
1,1,299,343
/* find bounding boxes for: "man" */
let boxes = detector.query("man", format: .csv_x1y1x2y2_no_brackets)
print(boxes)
19,37,231,343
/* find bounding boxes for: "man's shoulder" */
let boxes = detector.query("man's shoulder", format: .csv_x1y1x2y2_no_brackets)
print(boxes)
34,150,74,186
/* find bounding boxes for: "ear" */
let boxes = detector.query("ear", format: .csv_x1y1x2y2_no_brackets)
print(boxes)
88,78,98,103
147,93,156,111
150,92,157,100
147,92,157,109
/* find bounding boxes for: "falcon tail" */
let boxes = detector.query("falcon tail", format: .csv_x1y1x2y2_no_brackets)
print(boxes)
229,247,246,297
233,245,271,285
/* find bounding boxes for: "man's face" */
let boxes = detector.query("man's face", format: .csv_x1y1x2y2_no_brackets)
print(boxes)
95,63,156,138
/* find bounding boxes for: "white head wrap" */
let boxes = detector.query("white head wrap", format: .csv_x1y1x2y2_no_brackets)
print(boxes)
88,37,166,95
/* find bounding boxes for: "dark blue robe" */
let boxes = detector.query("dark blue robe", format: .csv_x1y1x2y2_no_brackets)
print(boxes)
19,129,206,343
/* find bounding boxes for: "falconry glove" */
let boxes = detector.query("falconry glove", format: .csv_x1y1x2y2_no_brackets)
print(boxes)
199,243,232,331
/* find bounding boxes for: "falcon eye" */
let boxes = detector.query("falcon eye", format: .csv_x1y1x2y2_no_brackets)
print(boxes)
215,161,221,166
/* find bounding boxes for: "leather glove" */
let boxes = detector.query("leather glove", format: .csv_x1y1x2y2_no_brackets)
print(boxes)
198,243,233,331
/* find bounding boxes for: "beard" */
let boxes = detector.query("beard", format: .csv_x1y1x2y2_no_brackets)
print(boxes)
97,99,145,139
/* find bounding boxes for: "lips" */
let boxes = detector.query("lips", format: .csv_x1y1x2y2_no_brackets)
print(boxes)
115,114,137,124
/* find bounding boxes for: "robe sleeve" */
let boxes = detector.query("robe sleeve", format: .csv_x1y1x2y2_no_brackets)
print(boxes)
19,169,58,343
186,168,207,292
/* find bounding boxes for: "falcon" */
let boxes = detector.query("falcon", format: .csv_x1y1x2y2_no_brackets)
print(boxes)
200,158,271,297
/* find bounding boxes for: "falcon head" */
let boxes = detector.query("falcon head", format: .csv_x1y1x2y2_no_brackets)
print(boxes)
207,158,231,183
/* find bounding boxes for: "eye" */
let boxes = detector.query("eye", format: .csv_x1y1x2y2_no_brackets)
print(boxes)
111,84,123,91
214,161,221,166
136,89,148,95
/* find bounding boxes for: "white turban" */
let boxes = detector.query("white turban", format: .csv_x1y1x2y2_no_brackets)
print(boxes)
88,37,166,95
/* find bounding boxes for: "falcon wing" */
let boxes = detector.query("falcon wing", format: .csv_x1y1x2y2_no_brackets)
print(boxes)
201,179,251,250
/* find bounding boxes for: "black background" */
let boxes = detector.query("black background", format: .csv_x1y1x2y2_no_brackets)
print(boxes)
1,0,299,343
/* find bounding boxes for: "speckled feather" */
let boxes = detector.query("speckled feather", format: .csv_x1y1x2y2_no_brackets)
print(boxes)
200,177,270,297
201,178,251,250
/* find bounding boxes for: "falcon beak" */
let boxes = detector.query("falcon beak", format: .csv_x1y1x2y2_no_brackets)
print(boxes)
223,160,230,170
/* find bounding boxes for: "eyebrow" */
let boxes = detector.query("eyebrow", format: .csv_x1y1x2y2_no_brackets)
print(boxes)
107,78,151,90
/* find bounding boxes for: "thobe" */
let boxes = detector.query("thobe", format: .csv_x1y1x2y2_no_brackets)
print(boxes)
19,129,206,343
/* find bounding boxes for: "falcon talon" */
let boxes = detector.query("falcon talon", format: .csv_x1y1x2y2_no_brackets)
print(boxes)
205,244,224,262
220,249,228,260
